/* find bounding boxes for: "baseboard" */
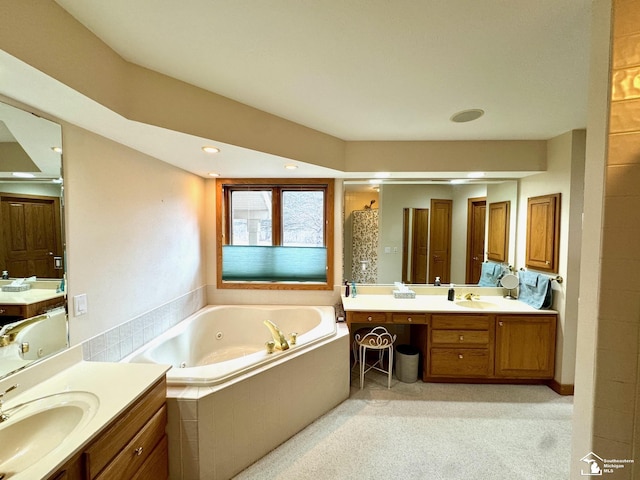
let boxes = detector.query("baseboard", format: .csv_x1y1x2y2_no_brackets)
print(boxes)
547,379,574,395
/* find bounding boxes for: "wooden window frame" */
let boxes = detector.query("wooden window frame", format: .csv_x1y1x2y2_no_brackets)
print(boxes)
216,178,334,290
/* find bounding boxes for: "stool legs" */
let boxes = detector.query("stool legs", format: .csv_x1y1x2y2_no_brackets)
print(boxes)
358,344,394,389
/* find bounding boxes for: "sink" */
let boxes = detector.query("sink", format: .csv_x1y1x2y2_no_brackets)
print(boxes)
454,300,498,310
0,391,99,476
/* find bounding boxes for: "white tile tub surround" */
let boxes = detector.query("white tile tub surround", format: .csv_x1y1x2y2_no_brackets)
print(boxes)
81,286,206,362
165,324,350,480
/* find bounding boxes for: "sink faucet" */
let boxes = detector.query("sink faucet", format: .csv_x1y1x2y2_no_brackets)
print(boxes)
464,293,480,301
0,384,19,422
263,320,290,351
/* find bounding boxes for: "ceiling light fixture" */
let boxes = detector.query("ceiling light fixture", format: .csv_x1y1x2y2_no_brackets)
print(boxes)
51,146,62,153
450,109,485,123
208,172,220,177
284,164,298,170
202,146,220,154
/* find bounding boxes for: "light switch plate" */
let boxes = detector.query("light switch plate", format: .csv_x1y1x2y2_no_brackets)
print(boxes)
74,293,88,316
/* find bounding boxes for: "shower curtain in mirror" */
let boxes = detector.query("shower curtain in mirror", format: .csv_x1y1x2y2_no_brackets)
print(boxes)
351,209,378,283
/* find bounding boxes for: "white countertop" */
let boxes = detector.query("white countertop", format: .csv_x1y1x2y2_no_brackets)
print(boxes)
0,288,65,306
342,293,556,314
0,346,169,479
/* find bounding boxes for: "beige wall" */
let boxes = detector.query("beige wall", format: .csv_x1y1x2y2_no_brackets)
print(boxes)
63,124,206,344
517,130,585,389
571,1,640,477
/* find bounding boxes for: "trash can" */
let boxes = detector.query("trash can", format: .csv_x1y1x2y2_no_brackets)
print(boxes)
395,344,419,383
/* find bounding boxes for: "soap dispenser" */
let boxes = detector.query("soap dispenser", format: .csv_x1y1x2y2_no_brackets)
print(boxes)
447,283,455,301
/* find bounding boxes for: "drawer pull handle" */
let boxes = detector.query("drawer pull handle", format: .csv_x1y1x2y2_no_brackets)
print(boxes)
0,309,5,314
367,316,373,322
407,317,412,322
459,335,464,341
458,354,464,359
499,321,503,327
134,446,144,456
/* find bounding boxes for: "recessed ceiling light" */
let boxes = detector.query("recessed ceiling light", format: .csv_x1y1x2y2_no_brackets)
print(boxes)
284,164,298,170
450,109,485,123
208,172,220,177
202,146,220,154
51,146,62,153
467,172,485,178
13,172,35,178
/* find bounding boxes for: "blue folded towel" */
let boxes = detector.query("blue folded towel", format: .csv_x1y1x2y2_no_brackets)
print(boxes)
518,271,552,309
478,262,501,287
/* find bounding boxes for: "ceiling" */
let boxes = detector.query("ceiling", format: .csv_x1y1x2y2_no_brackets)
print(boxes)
4,1,592,179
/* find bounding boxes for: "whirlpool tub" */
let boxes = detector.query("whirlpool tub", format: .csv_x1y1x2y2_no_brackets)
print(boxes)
125,304,338,386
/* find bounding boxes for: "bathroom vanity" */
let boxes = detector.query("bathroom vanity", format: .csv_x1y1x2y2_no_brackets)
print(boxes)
343,292,557,385
0,284,65,324
0,346,169,479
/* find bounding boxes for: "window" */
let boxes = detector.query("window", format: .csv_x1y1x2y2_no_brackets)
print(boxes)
216,179,334,290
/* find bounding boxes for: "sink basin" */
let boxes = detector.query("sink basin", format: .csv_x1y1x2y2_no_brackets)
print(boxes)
0,391,99,476
454,300,498,310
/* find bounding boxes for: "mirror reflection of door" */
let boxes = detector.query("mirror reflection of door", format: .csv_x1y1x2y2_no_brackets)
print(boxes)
1,193,63,278
429,199,452,284
402,208,429,283
466,197,486,284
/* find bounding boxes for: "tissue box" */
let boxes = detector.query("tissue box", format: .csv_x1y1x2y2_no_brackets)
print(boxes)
393,290,415,299
2,284,31,292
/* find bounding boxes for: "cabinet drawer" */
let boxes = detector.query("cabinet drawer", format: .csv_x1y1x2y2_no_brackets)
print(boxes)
85,378,166,479
430,348,491,377
431,330,489,345
95,405,167,480
0,304,24,317
351,312,387,324
432,315,490,330
391,313,426,324
132,435,169,480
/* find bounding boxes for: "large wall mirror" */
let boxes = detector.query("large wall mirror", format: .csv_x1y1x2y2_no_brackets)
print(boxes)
344,180,518,286
0,100,66,380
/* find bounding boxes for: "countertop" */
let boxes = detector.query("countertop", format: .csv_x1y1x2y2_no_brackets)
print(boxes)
0,288,65,306
0,345,169,479
342,293,557,314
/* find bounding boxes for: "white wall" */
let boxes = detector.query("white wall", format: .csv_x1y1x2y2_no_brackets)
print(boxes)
63,123,206,344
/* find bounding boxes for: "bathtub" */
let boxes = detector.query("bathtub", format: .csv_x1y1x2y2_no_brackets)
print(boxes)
124,304,349,479
126,304,337,386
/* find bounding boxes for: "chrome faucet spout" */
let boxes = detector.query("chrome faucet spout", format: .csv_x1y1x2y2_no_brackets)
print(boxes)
263,320,290,351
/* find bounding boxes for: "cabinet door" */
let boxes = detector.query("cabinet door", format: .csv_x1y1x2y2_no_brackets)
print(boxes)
525,193,560,273
487,201,509,263
495,316,556,378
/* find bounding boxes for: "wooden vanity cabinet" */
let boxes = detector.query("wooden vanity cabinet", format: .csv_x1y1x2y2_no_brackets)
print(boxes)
428,315,494,378
425,313,557,382
495,315,556,379
45,377,168,480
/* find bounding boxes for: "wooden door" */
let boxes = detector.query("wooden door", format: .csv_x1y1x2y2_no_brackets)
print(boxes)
0,194,63,278
411,208,429,284
465,198,486,284
525,193,560,273
487,201,510,263
495,315,556,378
429,199,452,284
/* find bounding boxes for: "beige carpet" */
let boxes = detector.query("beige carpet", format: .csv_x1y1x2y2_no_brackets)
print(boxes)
234,370,573,480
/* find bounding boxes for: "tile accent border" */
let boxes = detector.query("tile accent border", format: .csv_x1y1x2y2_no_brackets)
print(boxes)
81,286,206,362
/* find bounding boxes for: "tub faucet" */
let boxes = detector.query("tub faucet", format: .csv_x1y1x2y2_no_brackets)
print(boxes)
263,320,290,351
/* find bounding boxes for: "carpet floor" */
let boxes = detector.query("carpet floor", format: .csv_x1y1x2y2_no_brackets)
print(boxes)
234,370,573,480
